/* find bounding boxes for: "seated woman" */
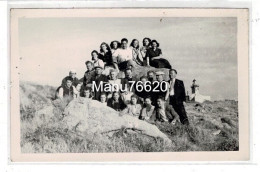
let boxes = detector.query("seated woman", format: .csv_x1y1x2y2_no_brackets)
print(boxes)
100,92,107,104
91,50,104,69
130,39,143,66
140,37,152,65
107,91,127,112
110,40,121,54
145,40,172,69
139,96,155,121
121,94,142,118
99,42,114,75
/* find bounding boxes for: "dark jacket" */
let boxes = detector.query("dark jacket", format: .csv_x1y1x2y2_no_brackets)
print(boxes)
168,79,186,104
121,76,138,92
61,76,79,87
83,70,95,86
153,104,178,122
107,98,127,112
90,74,109,100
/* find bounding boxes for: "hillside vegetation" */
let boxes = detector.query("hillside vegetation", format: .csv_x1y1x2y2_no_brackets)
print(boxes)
20,66,238,153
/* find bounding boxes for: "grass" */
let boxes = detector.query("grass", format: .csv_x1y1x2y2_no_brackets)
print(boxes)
20,81,239,153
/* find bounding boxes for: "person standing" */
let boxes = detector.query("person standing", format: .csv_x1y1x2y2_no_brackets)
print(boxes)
83,61,95,87
165,69,189,125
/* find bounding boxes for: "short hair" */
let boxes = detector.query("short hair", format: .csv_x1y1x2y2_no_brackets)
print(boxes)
110,40,121,50
91,50,99,60
109,68,118,75
66,77,73,82
151,40,160,47
130,39,140,49
157,96,165,101
112,91,121,96
121,38,128,43
144,96,152,101
84,87,92,92
100,42,111,53
142,37,152,46
130,94,139,100
85,60,93,66
125,67,132,73
169,69,177,74
147,70,155,75
140,76,148,81
100,92,107,97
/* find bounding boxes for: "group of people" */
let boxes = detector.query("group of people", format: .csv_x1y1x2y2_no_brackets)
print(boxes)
55,37,189,125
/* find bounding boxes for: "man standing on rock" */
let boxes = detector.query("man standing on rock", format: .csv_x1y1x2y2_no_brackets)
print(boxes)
165,69,189,125
83,61,95,87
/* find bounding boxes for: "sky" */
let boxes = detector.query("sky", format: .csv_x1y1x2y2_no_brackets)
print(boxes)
18,17,237,100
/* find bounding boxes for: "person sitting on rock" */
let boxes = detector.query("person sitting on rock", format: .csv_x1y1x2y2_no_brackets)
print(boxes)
61,69,80,88
107,69,122,98
140,37,152,65
112,38,135,72
88,66,109,100
107,91,127,112
145,40,172,69
130,39,143,66
99,42,114,75
147,70,155,83
135,76,152,104
150,96,178,124
100,92,107,104
121,67,138,93
91,50,104,69
56,77,76,100
121,94,142,118
83,61,95,87
139,96,155,121
110,40,121,54
82,87,93,99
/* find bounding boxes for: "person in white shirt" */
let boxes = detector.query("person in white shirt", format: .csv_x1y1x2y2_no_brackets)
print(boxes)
112,38,135,72
91,50,104,69
56,77,77,100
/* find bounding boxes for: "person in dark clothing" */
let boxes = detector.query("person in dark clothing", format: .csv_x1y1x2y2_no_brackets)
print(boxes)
151,71,168,105
121,67,138,93
147,70,155,83
61,69,79,87
165,69,189,125
107,91,127,112
145,40,172,69
56,77,75,100
99,42,113,67
83,61,95,87
135,76,151,102
150,97,178,124
89,66,109,100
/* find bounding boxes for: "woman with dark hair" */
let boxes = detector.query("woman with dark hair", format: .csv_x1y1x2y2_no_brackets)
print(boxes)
140,37,152,65
99,42,113,67
121,94,142,118
145,40,172,69
110,40,121,53
130,39,143,66
99,42,114,76
107,91,127,112
91,50,104,69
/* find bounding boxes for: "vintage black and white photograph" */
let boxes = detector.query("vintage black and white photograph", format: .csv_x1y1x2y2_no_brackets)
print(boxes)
10,9,249,161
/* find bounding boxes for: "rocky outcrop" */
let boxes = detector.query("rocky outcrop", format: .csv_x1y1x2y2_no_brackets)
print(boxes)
62,98,172,143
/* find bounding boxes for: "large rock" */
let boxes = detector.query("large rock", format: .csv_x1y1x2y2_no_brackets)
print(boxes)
62,98,172,143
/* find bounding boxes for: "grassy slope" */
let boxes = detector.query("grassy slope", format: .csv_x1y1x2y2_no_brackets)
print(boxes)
20,67,238,153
